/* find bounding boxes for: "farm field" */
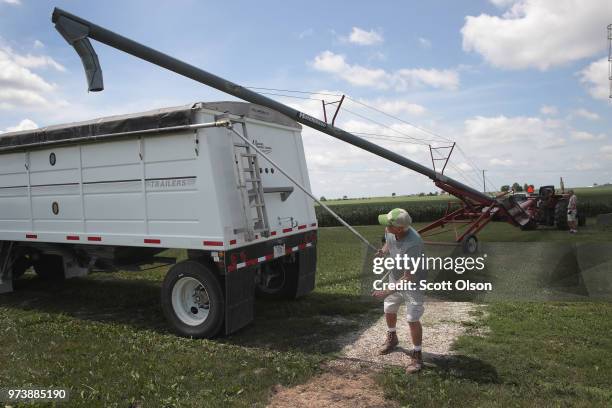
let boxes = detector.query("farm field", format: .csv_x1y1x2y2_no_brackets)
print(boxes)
316,185,612,227
0,220,611,406
322,184,612,205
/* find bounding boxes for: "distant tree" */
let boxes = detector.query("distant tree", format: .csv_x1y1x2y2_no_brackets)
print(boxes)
523,183,529,192
418,192,425,197
594,182,598,186
391,192,396,197
342,195,348,200
501,185,510,192
512,182,523,192
427,192,434,196
320,196,326,201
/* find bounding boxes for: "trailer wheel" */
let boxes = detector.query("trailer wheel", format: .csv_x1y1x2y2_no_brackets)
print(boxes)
554,199,569,230
461,235,478,254
11,256,30,280
255,258,299,299
161,260,224,338
33,254,65,280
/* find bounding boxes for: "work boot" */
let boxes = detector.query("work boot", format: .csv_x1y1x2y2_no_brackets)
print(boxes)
378,331,399,355
405,349,423,374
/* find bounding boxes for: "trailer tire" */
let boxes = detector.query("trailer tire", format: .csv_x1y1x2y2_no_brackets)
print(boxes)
554,199,569,230
33,254,65,280
255,257,299,299
11,256,29,280
461,234,478,254
161,260,224,338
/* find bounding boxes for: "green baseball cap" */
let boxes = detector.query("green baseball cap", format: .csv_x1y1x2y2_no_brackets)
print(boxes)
378,208,412,228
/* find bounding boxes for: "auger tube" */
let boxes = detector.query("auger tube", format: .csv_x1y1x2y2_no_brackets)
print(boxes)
51,7,493,204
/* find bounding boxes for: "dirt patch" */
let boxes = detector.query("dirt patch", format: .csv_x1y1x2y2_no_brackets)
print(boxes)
341,300,483,366
267,360,398,408
267,300,483,407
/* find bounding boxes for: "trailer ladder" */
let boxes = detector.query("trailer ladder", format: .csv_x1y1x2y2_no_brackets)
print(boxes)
232,121,270,241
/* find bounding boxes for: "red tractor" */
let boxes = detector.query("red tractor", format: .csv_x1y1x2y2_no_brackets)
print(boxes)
518,185,585,230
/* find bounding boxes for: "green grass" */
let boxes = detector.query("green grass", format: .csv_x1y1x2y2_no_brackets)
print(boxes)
0,221,611,406
379,302,612,407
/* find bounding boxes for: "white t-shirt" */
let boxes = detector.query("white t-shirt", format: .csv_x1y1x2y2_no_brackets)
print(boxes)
384,227,426,281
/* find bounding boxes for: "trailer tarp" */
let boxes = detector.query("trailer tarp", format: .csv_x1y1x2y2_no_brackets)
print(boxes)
0,101,300,150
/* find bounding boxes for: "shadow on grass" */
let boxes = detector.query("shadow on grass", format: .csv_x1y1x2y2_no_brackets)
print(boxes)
2,274,380,355
424,352,500,384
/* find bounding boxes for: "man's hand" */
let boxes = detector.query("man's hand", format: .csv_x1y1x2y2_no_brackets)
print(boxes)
371,290,390,299
375,249,386,257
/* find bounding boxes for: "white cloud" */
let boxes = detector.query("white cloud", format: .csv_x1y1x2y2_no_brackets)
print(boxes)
489,0,518,7
33,40,44,48
571,130,605,141
0,45,65,109
489,158,514,166
298,28,314,40
348,27,384,46
456,162,472,171
4,119,38,133
311,51,459,90
600,145,612,160
462,0,612,70
540,105,558,115
1,0,21,5
361,98,427,116
463,115,569,151
572,108,600,121
418,37,432,49
579,57,610,100
13,53,65,72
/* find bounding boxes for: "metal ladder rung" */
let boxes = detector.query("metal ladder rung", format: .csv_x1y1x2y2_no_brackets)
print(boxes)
232,122,270,242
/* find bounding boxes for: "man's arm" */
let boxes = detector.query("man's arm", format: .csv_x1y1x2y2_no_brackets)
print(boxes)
376,242,389,257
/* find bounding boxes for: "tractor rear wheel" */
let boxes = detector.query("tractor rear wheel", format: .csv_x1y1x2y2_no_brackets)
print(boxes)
554,200,569,230
461,234,478,254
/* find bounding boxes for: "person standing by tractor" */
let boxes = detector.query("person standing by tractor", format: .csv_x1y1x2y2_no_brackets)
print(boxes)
567,190,578,233
372,208,426,374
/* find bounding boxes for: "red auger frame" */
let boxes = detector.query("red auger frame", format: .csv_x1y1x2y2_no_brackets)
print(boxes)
417,147,533,253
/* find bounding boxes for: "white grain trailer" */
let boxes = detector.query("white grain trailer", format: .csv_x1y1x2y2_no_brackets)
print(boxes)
0,101,318,337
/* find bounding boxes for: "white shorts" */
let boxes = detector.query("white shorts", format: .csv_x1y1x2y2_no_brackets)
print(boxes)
383,276,424,322
567,210,577,222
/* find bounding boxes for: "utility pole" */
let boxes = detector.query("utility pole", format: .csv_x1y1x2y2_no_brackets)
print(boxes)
608,24,611,99
482,169,486,193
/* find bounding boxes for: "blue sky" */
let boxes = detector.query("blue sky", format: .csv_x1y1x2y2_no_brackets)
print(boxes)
1,0,611,198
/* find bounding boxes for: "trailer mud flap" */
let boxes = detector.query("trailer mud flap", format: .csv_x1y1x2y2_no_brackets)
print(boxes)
0,279,12,294
296,244,316,298
224,265,255,335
